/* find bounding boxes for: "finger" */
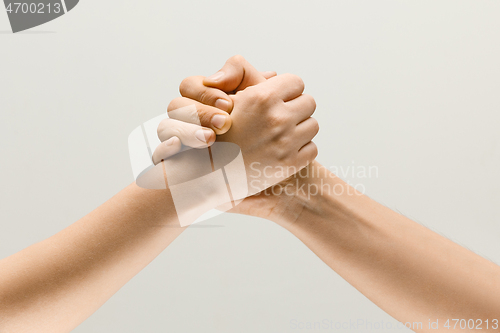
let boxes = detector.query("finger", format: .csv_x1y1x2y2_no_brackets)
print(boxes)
261,71,277,79
180,72,276,114
157,118,215,149
151,136,182,165
297,141,318,167
264,73,305,102
179,76,234,113
295,117,320,148
203,55,266,92
167,98,232,134
285,94,317,124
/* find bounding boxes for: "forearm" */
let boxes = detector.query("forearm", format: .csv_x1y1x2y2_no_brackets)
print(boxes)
273,162,500,331
0,183,184,333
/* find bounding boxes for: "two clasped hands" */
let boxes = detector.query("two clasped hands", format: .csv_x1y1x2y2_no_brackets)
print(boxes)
149,55,320,225
1,56,499,333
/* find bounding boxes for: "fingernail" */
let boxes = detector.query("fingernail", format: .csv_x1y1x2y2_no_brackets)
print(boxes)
165,137,177,146
211,114,227,129
206,71,225,82
195,129,213,143
215,99,230,111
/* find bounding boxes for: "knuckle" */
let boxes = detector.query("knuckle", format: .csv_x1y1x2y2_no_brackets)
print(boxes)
273,145,288,162
181,76,222,105
157,119,174,139
310,118,320,135
252,88,273,103
197,89,219,106
228,54,246,64
167,97,184,112
198,89,209,104
198,109,216,128
179,76,196,96
270,134,293,161
156,119,167,137
294,75,305,92
283,73,305,92
167,126,191,145
266,124,284,142
176,126,190,140
276,151,287,162
267,113,287,129
277,145,294,162
284,153,299,166
276,135,291,149
311,143,319,159
304,94,317,112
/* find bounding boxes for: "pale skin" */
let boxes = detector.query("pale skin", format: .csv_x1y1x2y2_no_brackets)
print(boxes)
0,184,183,332
156,55,500,332
0,60,317,333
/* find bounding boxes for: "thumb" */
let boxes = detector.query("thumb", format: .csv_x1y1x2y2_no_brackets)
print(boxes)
203,55,267,93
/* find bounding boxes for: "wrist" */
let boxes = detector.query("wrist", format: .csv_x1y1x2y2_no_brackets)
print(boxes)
263,161,362,227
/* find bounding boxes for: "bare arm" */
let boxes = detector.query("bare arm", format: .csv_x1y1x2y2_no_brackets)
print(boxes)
0,183,184,333
184,56,500,332
0,56,317,333
244,162,500,332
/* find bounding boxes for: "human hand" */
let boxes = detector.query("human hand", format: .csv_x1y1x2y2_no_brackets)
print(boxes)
151,55,276,164
152,56,319,223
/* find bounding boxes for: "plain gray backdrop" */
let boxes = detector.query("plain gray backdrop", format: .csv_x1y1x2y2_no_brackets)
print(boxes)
1,0,499,332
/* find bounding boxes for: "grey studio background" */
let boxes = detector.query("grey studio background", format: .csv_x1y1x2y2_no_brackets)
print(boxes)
1,0,499,332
